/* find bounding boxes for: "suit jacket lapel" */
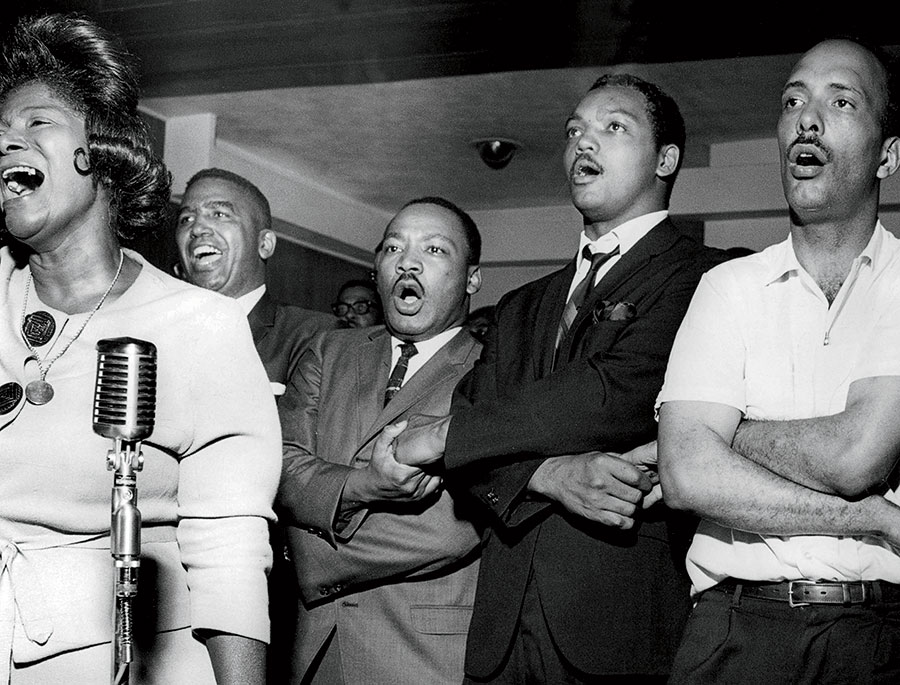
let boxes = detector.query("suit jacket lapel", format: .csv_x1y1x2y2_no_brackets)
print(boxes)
247,290,277,347
569,219,681,337
358,330,479,448
534,265,574,378
354,327,392,449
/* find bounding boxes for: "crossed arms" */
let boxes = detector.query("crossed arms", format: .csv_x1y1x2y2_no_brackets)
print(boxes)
658,390,900,547
657,267,900,545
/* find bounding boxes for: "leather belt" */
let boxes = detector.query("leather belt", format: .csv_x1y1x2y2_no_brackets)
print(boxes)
714,579,900,607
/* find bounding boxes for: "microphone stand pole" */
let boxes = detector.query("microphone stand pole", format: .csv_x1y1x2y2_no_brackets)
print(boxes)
109,436,143,685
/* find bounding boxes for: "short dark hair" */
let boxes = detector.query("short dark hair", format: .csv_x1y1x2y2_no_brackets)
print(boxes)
587,73,686,196
184,168,272,233
0,13,171,239
338,278,378,299
394,196,482,266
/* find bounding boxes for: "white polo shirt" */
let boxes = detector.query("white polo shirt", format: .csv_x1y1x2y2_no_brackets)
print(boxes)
658,222,900,594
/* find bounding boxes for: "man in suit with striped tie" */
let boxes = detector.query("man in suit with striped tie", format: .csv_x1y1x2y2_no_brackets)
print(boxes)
393,74,726,682
277,197,484,684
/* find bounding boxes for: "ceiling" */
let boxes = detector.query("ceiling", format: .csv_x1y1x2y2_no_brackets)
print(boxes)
7,1,900,214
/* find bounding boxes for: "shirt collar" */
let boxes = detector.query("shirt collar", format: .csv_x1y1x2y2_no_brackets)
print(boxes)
577,210,667,267
390,326,462,359
764,220,884,286
236,284,266,315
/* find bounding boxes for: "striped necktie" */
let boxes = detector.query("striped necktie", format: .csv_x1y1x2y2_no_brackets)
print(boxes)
384,342,418,406
557,244,619,347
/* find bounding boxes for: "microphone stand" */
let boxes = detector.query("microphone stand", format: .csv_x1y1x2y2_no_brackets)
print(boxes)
108,436,144,685
94,336,157,685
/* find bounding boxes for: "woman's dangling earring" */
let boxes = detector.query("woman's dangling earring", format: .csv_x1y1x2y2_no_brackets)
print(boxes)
73,147,92,175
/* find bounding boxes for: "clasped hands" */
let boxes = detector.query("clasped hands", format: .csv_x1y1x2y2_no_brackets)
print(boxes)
369,413,662,529
528,441,662,529
340,419,444,512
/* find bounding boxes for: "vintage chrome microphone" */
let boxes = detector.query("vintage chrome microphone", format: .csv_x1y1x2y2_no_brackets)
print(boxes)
93,338,157,685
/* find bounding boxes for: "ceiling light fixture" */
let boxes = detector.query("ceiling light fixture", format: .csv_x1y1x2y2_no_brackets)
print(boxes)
473,138,521,170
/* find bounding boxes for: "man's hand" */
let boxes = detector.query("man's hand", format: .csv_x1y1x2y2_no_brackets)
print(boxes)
393,414,451,466
528,452,654,528
621,440,662,508
341,420,442,513
623,439,658,473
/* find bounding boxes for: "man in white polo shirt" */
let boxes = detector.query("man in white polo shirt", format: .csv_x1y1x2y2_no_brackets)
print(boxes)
658,37,900,683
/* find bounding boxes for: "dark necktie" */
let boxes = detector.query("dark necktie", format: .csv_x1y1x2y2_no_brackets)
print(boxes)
557,244,620,347
384,342,418,406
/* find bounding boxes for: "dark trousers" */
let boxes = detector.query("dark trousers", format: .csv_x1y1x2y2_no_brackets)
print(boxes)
669,585,900,685
268,526,299,684
464,569,666,685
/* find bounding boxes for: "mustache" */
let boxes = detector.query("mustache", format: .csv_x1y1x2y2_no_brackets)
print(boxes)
570,152,601,176
787,133,832,163
393,273,423,290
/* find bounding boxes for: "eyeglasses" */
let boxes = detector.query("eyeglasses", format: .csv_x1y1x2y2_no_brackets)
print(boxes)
331,300,378,317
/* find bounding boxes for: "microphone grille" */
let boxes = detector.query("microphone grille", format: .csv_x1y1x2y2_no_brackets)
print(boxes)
93,337,157,441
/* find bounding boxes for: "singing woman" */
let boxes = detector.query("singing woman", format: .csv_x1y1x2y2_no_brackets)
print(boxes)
0,13,279,683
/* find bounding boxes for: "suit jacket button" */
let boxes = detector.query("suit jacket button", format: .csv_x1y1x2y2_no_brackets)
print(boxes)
319,586,331,596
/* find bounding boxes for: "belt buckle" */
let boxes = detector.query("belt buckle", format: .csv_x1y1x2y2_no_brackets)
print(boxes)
855,582,869,606
788,580,814,608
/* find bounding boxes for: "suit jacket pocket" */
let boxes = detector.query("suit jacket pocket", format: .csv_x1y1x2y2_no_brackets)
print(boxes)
570,318,631,362
409,604,473,635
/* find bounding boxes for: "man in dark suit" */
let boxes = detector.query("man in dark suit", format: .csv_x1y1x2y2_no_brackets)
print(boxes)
395,74,725,682
175,168,332,682
175,167,332,395
277,197,484,684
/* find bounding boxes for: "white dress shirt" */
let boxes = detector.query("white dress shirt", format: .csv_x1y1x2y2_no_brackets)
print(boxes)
564,210,668,301
236,283,266,315
389,326,463,384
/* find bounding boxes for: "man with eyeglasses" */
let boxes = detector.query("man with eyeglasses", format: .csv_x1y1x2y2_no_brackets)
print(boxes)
332,279,383,328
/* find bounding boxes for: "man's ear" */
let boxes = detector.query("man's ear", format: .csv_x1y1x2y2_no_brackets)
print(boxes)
258,229,277,259
656,143,680,181
877,136,900,180
466,265,483,295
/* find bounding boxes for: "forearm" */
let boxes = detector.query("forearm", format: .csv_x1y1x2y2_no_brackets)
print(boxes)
278,450,354,530
332,467,375,537
458,456,548,528
293,493,481,600
339,467,374,512
733,416,848,494
445,363,657,470
206,634,266,685
732,377,900,496
663,425,896,539
678,446,892,537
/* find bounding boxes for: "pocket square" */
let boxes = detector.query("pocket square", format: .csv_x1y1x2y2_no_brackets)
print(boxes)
592,300,637,323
